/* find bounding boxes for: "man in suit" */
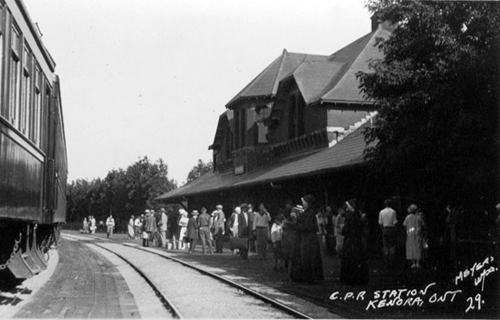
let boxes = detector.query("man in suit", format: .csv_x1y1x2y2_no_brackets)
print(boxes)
198,207,214,255
247,204,256,253
213,205,226,253
159,208,169,248
237,203,251,259
106,214,115,239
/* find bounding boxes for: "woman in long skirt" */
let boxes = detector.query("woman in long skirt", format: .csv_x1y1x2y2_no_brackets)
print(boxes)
290,194,324,283
178,209,189,250
83,218,89,234
128,215,135,239
403,204,423,269
340,198,369,285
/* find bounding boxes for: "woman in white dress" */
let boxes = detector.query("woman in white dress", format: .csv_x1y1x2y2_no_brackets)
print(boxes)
177,209,189,250
128,215,135,239
403,204,424,269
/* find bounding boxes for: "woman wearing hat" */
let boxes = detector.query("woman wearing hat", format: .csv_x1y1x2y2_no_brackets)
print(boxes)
403,204,424,269
290,194,324,283
340,198,369,285
128,215,135,239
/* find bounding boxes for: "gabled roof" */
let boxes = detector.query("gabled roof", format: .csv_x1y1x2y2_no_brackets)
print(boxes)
156,122,371,202
317,24,391,105
277,32,375,105
226,23,391,110
225,50,329,108
290,59,346,104
209,111,228,150
283,25,391,107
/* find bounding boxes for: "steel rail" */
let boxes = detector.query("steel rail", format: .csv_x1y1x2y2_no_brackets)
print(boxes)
90,242,184,319
72,233,313,319
123,243,313,319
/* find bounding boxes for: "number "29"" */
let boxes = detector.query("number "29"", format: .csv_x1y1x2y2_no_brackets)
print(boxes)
465,294,483,313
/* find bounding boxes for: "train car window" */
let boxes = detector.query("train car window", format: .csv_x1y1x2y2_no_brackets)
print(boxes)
8,25,21,128
0,6,4,118
0,31,3,118
42,82,50,151
22,44,34,140
33,65,41,147
21,45,32,136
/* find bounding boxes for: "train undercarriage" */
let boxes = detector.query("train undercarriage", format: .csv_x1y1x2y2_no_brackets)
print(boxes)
0,222,61,279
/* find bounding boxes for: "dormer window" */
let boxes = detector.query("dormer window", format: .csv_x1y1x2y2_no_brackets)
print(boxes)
254,105,270,144
234,108,246,150
288,94,305,139
255,104,270,122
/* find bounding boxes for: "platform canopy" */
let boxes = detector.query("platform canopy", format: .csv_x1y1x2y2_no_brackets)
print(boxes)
156,122,370,203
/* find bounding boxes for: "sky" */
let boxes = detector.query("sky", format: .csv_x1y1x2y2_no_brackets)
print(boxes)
23,0,372,186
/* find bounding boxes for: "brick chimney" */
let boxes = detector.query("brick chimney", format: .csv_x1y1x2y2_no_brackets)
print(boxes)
371,14,380,32
371,14,396,32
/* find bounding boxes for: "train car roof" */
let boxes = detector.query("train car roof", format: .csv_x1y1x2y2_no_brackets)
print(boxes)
12,0,56,72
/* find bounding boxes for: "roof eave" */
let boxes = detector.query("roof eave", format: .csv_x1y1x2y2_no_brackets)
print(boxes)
310,99,376,110
155,161,367,203
225,94,275,109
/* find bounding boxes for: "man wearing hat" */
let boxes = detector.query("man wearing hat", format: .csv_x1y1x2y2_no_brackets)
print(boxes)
247,204,256,253
213,205,226,253
238,203,250,237
141,210,150,246
237,203,252,259
159,208,168,248
253,203,271,260
198,207,214,254
144,209,157,247
106,214,115,239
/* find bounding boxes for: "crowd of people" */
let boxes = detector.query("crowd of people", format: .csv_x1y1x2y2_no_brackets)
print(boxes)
81,195,500,286
115,195,373,285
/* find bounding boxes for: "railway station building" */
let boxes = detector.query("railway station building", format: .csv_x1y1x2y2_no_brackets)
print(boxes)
157,20,392,231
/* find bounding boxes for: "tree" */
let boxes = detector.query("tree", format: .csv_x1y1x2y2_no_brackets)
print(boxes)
186,159,213,183
124,157,177,212
358,0,500,207
66,157,177,231
66,179,92,222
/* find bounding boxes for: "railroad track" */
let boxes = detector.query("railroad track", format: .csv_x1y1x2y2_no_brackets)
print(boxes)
64,233,313,319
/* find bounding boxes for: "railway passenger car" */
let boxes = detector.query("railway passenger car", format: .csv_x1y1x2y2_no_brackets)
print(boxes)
0,0,67,279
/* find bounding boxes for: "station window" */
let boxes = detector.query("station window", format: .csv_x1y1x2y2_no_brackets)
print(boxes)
297,98,305,137
254,105,269,144
8,26,21,128
225,125,232,159
234,109,246,150
235,109,246,148
288,94,305,139
288,95,297,139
